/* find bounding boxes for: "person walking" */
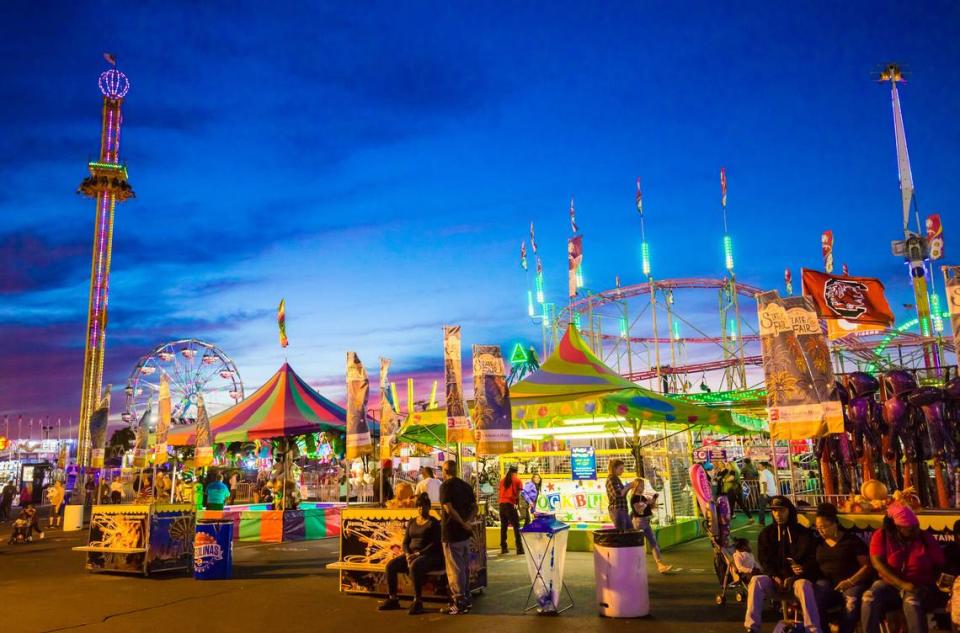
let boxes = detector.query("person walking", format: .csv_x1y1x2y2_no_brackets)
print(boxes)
630,489,672,573
0,481,15,520
46,480,65,529
205,474,230,511
520,473,542,527
498,466,524,555
109,476,124,504
757,461,778,525
606,459,639,530
439,460,476,615
377,493,444,615
414,466,441,504
723,462,754,523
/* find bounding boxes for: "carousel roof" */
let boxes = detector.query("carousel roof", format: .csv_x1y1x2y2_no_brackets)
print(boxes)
168,362,346,445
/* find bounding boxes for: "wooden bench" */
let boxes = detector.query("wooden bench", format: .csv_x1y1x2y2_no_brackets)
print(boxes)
72,546,148,554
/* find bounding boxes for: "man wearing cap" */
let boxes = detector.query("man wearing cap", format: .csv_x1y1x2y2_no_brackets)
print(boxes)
861,502,945,633
745,495,822,633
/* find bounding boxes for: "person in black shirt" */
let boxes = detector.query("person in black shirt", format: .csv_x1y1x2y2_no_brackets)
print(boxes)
439,460,476,615
813,503,872,633
378,493,443,615
373,461,395,506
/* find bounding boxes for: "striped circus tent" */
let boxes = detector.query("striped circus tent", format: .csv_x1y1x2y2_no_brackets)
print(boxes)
168,363,346,445
509,324,637,402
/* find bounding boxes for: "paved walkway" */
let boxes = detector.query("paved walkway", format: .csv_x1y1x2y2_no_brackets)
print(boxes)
0,517,762,633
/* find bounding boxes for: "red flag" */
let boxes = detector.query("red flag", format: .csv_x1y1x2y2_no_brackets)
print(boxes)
926,214,944,260
103,53,117,66
569,196,578,234
720,168,727,207
821,230,834,274
801,269,895,326
536,255,542,275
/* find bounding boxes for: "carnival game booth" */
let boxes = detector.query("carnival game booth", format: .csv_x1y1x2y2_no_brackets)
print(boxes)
397,325,756,552
167,363,347,543
73,502,195,576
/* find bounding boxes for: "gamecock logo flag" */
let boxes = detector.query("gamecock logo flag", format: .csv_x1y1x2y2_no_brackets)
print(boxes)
801,269,895,327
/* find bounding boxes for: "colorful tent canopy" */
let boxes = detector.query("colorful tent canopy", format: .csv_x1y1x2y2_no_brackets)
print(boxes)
396,326,753,445
168,363,346,445
510,325,637,402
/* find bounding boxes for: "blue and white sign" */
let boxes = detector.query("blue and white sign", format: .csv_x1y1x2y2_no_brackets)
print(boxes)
570,446,597,481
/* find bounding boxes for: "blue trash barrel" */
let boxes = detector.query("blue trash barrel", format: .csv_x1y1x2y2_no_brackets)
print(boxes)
194,520,233,580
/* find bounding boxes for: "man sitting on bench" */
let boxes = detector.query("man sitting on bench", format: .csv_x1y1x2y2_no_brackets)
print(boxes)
744,495,822,633
378,493,444,615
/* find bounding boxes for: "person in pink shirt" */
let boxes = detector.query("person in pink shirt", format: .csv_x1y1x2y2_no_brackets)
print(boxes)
861,502,945,633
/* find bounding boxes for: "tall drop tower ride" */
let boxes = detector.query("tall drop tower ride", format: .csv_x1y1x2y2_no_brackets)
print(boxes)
76,65,134,464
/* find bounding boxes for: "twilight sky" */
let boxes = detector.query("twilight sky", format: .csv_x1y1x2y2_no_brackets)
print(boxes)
1,2,959,435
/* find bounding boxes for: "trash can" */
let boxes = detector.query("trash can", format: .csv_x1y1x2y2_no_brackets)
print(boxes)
593,529,648,617
194,520,233,580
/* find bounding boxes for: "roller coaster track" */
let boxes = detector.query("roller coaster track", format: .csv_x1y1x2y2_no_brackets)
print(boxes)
624,355,764,382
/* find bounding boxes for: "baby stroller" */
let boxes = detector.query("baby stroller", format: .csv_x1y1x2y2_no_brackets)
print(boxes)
708,526,747,605
9,517,33,545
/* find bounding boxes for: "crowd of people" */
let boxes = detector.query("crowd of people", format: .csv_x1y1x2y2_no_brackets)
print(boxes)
739,496,958,633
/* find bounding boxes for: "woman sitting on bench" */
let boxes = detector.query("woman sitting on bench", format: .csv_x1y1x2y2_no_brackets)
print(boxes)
379,492,444,615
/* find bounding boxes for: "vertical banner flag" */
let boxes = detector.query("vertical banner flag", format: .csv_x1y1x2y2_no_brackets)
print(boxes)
472,345,513,454
443,326,473,443
345,352,372,459
842,263,849,276
821,231,834,274
757,293,836,440
132,403,151,468
520,241,528,271
784,268,793,296
636,177,643,215
536,255,542,275
194,394,214,468
944,266,960,354
155,374,171,465
927,215,944,260
379,358,401,457
801,269,894,339
569,196,578,234
89,388,111,469
568,235,583,298
720,167,727,207
278,299,289,348
529,222,538,254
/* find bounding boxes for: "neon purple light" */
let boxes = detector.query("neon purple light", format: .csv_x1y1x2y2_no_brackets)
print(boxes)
89,192,110,350
105,109,114,162
98,69,130,99
113,110,122,162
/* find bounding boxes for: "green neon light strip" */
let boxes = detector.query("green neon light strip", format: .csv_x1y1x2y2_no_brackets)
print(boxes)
88,162,126,171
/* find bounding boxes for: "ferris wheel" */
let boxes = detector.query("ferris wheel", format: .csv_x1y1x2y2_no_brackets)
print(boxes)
122,339,243,427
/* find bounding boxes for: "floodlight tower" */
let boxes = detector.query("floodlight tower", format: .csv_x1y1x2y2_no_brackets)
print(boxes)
881,63,939,371
76,65,134,465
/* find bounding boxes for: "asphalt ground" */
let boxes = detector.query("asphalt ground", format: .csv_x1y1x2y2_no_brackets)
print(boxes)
0,514,762,633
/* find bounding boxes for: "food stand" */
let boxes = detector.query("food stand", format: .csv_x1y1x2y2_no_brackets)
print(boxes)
328,504,487,600
196,501,343,543
73,503,195,576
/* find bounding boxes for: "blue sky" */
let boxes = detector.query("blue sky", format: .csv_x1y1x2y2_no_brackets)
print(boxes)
1,2,959,433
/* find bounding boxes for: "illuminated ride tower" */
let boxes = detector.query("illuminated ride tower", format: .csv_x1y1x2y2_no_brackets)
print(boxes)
881,64,940,372
76,66,134,465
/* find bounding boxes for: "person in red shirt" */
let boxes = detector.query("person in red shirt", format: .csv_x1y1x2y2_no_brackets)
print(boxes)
498,466,524,555
861,502,946,633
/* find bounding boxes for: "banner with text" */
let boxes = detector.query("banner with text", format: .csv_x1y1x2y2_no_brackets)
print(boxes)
444,326,473,444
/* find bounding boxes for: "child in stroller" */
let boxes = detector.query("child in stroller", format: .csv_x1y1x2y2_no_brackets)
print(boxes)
709,529,749,605
8,503,43,544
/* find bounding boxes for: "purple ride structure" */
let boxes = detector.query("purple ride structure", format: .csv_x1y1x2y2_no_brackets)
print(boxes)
76,63,134,466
